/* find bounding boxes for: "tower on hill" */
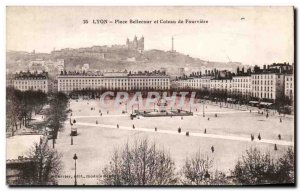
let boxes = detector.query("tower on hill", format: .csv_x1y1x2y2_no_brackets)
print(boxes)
126,36,144,53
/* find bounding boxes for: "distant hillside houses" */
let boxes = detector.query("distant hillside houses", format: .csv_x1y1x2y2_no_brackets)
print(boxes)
28,59,64,74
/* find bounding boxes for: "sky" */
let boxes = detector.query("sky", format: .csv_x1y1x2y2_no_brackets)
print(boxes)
7,6,294,66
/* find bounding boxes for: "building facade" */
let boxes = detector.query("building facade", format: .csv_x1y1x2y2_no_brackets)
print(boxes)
285,74,293,100
57,71,170,93
173,63,293,103
13,71,49,93
251,73,284,101
232,75,252,97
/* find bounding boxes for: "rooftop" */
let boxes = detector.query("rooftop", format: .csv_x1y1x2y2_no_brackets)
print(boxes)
14,71,48,79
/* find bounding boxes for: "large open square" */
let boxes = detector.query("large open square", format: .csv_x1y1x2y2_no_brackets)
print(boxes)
54,98,294,185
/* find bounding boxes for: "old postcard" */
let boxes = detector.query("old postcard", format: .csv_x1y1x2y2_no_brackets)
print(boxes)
6,6,295,186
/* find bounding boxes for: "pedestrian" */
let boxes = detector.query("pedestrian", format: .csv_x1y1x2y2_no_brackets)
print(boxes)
280,118,282,123
117,124,119,128
204,128,206,134
155,127,157,131
100,113,102,116
133,124,135,129
186,131,189,136
181,116,183,120
274,144,278,151
215,114,217,117
96,120,98,124
211,146,214,153
250,109,252,113
107,111,109,114
196,108,198,112
258,133,261,140
278,134,281,140
266,113,269,118
251,134,254,141
208,117,210,121
178,127,181,133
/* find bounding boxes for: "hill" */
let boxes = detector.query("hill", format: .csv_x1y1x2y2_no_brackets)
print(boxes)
6,47,242,75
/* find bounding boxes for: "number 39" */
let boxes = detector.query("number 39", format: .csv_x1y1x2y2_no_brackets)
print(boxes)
83,20,88,24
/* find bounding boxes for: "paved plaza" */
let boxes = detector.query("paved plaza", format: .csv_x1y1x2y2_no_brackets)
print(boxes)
54,98,294,185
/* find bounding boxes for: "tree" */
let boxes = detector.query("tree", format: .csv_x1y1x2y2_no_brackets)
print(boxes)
16,138,63,185
233,148,277,185
180,150,214,185
47,92,69,139
6,88,21,135
232,147,294,185
101,139,178,185
276,147,294,183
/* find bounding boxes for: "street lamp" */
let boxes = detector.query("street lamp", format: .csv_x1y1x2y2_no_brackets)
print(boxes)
71,123,73,145
203,101,205,117
73,154,78,186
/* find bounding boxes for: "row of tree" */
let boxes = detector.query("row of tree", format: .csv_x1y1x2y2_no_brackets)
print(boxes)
46,92,69,140
6,88,47,135
6,88,69,137
14,138,294,186
101,139,294,185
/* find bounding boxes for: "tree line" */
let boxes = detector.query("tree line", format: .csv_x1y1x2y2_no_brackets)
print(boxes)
6,88,69,138
14,138,294,186
100,139,294,186
6,87,48,135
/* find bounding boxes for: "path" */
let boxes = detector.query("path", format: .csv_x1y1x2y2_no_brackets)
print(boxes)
73,122,294,146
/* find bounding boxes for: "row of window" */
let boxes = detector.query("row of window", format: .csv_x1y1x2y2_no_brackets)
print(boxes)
253,86,273,91
15,81,47,84
252,92,273,99
59,78,169,82
15,86,47,91
252,75,275,79
59,86,169,91
252,80,274,85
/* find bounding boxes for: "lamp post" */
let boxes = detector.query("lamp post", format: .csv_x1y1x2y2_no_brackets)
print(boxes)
71,124,73,145
73,154,78,186
203,101,205,117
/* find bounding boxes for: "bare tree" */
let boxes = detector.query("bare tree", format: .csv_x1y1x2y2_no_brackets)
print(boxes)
16,138,63,185
180,150,214,185
101,138,178,185
276,147,294,184
232,147,295,185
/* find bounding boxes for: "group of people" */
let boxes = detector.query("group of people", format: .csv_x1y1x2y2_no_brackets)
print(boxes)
250,133,261,141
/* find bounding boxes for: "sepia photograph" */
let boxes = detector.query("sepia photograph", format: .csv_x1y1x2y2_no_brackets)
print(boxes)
5,6,295,186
